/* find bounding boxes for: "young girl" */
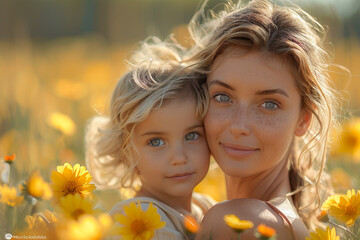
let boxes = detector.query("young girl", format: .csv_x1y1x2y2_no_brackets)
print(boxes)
85,56,215,239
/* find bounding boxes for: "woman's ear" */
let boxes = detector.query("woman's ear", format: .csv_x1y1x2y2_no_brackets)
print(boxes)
295,110,312,136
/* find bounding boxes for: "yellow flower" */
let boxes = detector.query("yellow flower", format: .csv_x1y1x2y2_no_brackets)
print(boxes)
256,224,276,238
0,184,24,206
20,212,58,240
57,213,112,240
58,193,99,220
46,112,76,136
321,194,342,211
331,117,360,161
26,171,53,200
306,227,339,240
4,154,15,164
223,214,254,233
25,210,59,230
184,215,199,233
51,163,96,200
316,210,329,223
327,189,360,227
114,202,166,240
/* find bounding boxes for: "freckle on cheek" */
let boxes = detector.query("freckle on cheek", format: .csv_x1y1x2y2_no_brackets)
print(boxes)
211,109,231,122
254,112,284,130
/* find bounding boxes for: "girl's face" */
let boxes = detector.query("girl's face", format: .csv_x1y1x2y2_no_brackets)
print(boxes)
205,49,310,178
133,97,210,200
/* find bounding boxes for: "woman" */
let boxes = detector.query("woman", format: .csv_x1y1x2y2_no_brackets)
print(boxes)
185,0,339,239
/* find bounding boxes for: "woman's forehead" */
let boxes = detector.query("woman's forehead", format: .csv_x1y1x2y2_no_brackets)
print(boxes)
209,47,296,82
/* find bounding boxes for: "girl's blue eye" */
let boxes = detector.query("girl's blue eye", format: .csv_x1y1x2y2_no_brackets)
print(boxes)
214,94,231,103
185,132,200,141
261,101,279,110
148,138,165,147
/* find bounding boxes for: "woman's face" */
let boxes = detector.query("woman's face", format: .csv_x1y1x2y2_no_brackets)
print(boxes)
205,49,310,177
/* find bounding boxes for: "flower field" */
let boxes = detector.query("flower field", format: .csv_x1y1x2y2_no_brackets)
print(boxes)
1,25,360,239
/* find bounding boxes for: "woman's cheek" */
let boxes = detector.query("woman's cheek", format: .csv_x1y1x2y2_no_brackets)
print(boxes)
252,113,296,146
205,104,233,125
204,106,224,143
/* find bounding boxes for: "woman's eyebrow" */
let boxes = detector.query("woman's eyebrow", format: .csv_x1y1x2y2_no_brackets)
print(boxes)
208,80,289,98
207,79,235,91
255,89,289,97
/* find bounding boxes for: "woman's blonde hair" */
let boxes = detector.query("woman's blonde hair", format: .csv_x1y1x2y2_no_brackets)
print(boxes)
85,45,208,191
186,0,340,229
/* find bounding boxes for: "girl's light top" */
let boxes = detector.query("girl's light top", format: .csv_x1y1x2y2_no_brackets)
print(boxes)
109,192,216,240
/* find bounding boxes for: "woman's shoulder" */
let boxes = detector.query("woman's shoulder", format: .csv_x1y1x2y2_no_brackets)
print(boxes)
201,198,279,226
196,198,308,240
207,198,276,216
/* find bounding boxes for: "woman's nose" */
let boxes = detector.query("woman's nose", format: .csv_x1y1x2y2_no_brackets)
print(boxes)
229,106,251,137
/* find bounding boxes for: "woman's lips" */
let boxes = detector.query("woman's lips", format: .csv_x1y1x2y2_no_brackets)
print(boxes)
221,142,259,158
166,172,193,181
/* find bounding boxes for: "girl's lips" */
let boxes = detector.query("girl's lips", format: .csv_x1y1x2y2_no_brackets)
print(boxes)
221,142,259,158
166,172,193,181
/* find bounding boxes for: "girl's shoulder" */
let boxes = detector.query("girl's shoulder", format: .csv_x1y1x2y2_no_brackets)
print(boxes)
196,198,309,240
191,192,217,223
192,192,217,212
109,197,180,225
109,197,153,214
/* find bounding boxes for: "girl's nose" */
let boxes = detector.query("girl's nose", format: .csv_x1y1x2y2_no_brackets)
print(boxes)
170,143,188,166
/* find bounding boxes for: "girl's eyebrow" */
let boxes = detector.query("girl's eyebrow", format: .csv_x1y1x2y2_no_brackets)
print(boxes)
187,124,204,131
207,79,235,91
255,89,289,98
141,131,165,136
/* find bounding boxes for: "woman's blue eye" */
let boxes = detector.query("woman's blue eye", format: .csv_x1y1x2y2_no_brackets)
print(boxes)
214,94,231,103
148,138,165,146
185,132,199,141
261,101,279,110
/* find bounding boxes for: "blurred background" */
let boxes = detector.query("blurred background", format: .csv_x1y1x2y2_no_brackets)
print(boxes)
1,0,360,211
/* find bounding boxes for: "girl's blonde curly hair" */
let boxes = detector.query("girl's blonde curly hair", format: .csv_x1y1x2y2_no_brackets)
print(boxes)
85,38,208,192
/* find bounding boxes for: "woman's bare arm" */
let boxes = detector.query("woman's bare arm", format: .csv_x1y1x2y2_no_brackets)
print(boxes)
195,199,296,240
